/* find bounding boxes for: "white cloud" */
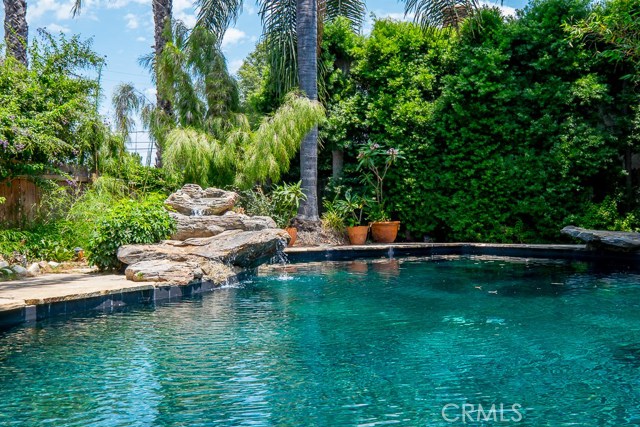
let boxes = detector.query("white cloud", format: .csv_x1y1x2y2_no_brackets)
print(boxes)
124,13,139,29
104,0,150,9
228,59,244,75
29,0,76,22
28,0,103,22
481,1,517,17
45,22,71,33
174,0,197,27
136,36,147,42
144,87,156,101
222,28,248,49
176,12,197,27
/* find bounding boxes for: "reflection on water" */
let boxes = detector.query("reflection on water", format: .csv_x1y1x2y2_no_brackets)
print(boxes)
1,256,640,426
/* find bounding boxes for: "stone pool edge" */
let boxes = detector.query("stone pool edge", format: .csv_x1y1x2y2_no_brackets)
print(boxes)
2,242,636,330
0,270,253,330
284,242,637,263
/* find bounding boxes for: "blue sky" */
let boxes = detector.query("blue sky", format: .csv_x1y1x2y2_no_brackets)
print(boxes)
2,0,528,121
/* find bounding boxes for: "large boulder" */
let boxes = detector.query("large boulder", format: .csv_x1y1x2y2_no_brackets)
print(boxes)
170,211,276,240
561,226,640,252
165,184,239,216
125,260,204,284
118,229,289,270
125,259,241,286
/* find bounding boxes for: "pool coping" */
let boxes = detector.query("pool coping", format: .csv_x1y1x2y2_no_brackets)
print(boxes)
0,270,252,330
285,242,639,263
1,242,637,330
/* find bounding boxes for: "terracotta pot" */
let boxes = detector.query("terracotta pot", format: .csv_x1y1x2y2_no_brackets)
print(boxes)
285,227,297,247
371,221,400,243
346,225,369,245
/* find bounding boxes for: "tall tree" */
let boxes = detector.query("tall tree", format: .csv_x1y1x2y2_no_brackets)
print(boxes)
73,0,173,167
151,0,173,167
296,0,319,220
197,0,365,221
3,0,28,66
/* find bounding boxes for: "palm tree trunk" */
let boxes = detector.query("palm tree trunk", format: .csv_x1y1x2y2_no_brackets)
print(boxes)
152,0,173,168
296,0,319,221
3,0,28,66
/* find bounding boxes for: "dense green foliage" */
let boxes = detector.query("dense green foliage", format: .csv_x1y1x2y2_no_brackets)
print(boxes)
0,174,180,264
87,193,176,271
0,30,116,180
322,1,640,242
120,22,325,189
0,223,75,262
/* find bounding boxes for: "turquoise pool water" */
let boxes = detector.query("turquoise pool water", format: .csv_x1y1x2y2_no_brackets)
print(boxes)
1,256,640,426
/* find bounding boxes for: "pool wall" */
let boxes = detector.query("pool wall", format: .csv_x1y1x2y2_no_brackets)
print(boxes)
2,243,638,330
0,271,253,330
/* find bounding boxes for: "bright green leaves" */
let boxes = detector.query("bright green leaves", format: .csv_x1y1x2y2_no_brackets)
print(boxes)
87,193,176,271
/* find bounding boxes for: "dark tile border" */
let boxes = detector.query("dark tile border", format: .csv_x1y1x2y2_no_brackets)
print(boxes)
0,270,254,331
284,243,640,264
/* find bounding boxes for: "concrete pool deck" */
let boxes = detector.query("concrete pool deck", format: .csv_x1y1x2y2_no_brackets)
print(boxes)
1,242,637,329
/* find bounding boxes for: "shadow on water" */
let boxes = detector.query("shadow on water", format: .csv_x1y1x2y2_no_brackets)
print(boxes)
613,344,640,368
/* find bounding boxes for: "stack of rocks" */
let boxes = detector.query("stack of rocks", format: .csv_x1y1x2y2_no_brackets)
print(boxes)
117,184,289,286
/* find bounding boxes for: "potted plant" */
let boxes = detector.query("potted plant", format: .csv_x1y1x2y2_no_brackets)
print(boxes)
335,190,370,245
357,142,403,243
272,181,307,247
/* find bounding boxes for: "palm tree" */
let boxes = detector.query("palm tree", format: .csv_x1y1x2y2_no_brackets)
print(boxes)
295,0,319,220
3,0,29,66
197,0,365,222
72,0,173,167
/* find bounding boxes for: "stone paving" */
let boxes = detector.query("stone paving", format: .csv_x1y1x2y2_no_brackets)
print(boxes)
0,272,149,313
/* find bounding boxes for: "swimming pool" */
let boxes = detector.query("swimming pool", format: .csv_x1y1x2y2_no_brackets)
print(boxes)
1,256,639,426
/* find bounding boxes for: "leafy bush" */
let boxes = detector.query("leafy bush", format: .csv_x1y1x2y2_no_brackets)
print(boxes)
0,30,107,180
0,223,75,262
568,196,640,232
238,187,273,217
87,194,176,270
237,182,306,228
271,182,307,228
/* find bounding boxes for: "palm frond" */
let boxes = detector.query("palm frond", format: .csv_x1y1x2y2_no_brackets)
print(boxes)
404,0,479,31
259,0,299,99
71,0,82,17
112,83,150,139
325,0,366,32
195,0,244,41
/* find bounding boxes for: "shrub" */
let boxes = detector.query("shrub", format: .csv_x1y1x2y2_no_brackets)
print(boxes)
87,193,176,271
567,196,640,232
0,223,75,262
237,182,306,228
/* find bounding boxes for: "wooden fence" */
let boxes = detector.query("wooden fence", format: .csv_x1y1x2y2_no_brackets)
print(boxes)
0,169,90,226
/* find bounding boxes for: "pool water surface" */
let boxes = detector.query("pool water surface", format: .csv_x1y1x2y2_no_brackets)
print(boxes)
1,256,639,426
